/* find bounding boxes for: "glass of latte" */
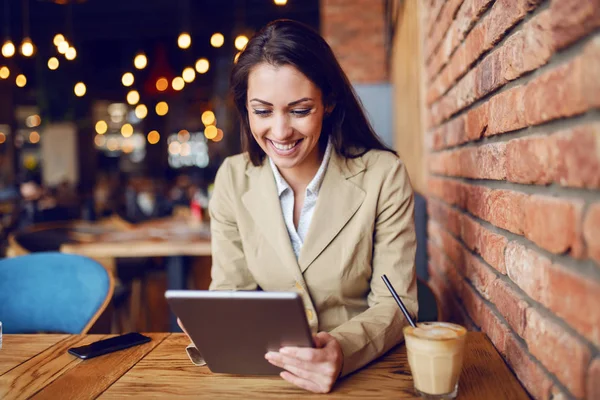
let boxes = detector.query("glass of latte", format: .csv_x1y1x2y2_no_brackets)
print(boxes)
404,322,467,399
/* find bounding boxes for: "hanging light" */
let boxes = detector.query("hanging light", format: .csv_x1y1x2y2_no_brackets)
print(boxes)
121,123,133,138
234,35,248,51
210,33,224,48
213,128,224,142
147,130,160,144
95,120,108,134
53,34,65,46
0,66,9,79
48,57,59,70
135,104,148,119
122,72,134,87
15,74,26,87
178,33,191,49
1,40,15,58
182,67,195,83
172,76,185,91
155,101,169,116
195,58,209,74
126,90,140,105
204,125,217,140
20,37,34,57
65,46,77,60
134,53,147,69
201,111,215,126
57,40,69,54
74,82,86,97
274,0,287,4
156,77,168,92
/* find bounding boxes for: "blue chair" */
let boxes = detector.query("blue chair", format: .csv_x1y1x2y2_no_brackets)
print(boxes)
0,252,114,334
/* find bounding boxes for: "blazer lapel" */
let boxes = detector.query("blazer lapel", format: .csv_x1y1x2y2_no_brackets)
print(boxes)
298,151,366,273
241,161,301,280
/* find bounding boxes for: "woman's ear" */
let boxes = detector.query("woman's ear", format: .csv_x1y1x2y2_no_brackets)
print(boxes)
325,103,336,116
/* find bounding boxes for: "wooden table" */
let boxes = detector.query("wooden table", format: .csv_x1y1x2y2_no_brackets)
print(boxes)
0,333,529,399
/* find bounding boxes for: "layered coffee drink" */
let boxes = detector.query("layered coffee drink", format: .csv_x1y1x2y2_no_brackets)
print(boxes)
404,322,467,399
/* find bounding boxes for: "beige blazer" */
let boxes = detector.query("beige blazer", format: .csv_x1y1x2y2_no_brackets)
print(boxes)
192,148,417,377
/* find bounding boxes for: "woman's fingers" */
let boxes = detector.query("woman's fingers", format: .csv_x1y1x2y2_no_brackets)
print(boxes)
279,371,329,394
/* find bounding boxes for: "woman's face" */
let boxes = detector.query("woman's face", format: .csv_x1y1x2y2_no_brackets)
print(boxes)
246,63,327,172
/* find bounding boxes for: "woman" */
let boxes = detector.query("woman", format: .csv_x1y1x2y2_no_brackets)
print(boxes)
184,19,417,393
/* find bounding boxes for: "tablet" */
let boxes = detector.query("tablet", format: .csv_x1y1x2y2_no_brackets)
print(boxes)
165,290,314,375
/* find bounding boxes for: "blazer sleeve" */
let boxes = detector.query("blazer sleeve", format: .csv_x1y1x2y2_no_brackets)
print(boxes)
329,158,418,377
208,157,258,291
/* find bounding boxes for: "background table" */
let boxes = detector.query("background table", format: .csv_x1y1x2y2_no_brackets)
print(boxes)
0,332,529,399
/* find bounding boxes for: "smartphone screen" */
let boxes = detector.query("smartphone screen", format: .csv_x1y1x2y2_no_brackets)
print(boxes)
68,332,151,359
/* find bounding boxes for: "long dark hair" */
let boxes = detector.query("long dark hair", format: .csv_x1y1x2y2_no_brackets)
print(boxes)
230,19,395,166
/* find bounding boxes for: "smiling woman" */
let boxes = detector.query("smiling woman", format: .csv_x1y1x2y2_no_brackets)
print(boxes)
182,19,418,394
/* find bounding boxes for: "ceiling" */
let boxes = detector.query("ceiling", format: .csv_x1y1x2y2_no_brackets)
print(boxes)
1,0,320,106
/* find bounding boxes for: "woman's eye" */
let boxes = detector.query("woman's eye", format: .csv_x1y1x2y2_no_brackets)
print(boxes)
291,109,311,116
252,109,272,116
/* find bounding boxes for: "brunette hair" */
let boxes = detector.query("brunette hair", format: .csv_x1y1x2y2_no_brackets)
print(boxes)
230,19,395,166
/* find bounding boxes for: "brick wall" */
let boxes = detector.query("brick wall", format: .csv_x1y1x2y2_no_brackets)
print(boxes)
422,0,600,399
320,0,387,83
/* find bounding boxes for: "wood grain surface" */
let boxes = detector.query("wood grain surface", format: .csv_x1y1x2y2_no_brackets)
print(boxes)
1,332,529,399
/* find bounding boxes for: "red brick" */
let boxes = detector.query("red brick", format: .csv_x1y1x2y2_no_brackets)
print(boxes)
525,60,587,127
505,242,549,305
482,188,527,235
506,135,555,185
507,241,600,347
583,37,600,110
584,203,600,265
465,102,489,140
457,279,484,326
462,248,497,300
588,358,600,400
479,303,511,355
553,124,600,188
487,86,527,136
424,0,447,41
428,198,462,237
488,279,528,335
502,10,553,81
504,332,553,400
550,0,600,50
425,0,465,66
506,124,600,188
476,49,504,97
429,143,507,180
524,308,591,398
545,262,600,348
523,195,584,255
427,0,494,82
427,178,467,208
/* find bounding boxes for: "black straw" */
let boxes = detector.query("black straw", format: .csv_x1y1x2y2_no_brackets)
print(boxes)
382,274,416,328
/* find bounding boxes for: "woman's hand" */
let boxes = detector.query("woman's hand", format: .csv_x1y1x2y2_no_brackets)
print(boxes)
265,332,343,393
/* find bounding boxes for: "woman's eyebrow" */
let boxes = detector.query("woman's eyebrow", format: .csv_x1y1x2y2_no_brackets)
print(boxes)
248,97,313,106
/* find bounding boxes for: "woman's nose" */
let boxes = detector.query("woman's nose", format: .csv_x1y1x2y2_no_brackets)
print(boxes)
271,113,293,140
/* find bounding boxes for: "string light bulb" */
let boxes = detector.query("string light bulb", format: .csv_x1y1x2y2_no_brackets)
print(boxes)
74,82,86,97
182,67,195,83
15,74,27,87
0,66,9,79
195,58,209,74
1,40,15,58
65,46,77,60
20,38,34,57
48,57,59,70
53,34,65,46
178,33,191,49
134,53,147,69
210,33,224,48
126,90,140,105
122,72,134,87
234,35,248,51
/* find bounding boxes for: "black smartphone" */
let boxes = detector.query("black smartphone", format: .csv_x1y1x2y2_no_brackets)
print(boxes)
68,332,151,359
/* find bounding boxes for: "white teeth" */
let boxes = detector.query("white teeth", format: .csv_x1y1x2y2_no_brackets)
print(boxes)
271,140,298,151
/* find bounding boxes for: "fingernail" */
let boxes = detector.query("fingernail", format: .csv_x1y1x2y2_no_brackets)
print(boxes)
279,348,290,354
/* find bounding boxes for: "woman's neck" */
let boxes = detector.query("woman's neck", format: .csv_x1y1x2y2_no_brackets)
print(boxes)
278,148,323,193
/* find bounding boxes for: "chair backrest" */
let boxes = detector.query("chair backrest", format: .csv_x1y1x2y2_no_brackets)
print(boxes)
0,252,114,334
417,277,441,322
